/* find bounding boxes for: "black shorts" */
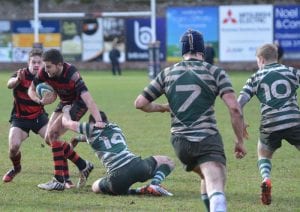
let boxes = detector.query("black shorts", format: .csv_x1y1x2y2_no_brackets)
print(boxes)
98,156,157,195
55,100,87,121
9,113,48,134
171,133,226,172
260,125,300,152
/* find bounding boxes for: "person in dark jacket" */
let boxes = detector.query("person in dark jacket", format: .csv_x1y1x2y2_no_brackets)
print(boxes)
274,40,284,63
204,43,215,65
109,45,121,75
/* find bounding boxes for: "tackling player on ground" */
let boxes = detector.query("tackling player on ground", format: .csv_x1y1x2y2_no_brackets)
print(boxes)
62,106,175,196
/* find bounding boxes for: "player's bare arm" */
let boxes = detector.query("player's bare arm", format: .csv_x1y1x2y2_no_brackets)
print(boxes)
28,82,41,104
237,94,251,139
62,105,80,133
134,95,169,113
222,92,247,158
7,76,21,89
80,92,105,128
28,81,51,105
7,69,25,89
62,105,88,148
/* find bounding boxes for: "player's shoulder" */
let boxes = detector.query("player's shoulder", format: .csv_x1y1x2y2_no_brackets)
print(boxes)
205,63,229,80
166,61,187,74
109,122,120,128
109,123,123,132
204,62,222,72
63,63,78,74
68,62,78,71
62,63,82,80
286,65,300,74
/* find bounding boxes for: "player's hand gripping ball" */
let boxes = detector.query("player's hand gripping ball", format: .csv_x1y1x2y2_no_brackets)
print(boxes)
36,82,57,105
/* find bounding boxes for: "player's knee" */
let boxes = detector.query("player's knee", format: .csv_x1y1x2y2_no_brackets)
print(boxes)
92,178,103,193
166,157,176,171
47,130,60,142
44,135,50,145
9,141,21,155
9,147,20,157
154,156,175,171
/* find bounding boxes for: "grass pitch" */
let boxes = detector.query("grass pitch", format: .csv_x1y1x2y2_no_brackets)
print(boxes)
0,70,299,211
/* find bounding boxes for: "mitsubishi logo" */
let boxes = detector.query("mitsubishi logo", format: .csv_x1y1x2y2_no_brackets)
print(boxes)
223,9,237,24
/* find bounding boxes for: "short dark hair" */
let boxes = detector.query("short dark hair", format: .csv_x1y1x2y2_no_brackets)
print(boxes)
42,49,63,65
89,111,108,123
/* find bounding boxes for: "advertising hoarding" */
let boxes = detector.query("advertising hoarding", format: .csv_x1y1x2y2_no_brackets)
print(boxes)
167,6,219,62
274,5,300,59
219,5,273,62
0,21,12,62
82,18,104,62
61,20,82,61
102,17,125,63
11,20,60,62
126,18,166,61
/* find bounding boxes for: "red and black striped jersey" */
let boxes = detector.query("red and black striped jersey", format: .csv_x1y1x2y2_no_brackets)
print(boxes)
33,63,88,105
11,68,45,119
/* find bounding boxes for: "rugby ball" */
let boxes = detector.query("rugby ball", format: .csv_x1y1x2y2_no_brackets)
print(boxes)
36,82,57,104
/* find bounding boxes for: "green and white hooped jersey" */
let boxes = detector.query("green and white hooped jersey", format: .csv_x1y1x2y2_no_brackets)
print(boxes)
240,63,300,132
79,122,137,173
142,59,234,142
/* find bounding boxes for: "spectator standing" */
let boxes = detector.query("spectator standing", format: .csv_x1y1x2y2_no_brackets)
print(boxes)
274,40,284,63
109,44,122,76
205,43,215,65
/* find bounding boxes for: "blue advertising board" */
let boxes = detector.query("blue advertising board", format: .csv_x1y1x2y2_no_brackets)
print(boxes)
12,20,60,33
274,5,300,59
126,18,166,61
167,6,219,62
11,20,61,62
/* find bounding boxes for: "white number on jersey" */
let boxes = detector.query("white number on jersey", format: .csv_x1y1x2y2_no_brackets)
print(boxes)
102,132,126,149
260,79,291,102
176,84,201,112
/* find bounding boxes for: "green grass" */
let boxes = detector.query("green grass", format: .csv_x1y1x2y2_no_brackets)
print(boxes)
0,70,299,211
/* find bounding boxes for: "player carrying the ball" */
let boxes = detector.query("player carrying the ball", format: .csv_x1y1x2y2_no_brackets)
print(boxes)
28,49,105,191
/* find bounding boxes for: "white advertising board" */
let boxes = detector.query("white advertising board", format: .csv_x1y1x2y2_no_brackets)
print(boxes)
81,18,103,61
219,5,273,62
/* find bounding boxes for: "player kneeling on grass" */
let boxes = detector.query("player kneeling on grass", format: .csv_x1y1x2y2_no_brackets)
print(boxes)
62,105,175,196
